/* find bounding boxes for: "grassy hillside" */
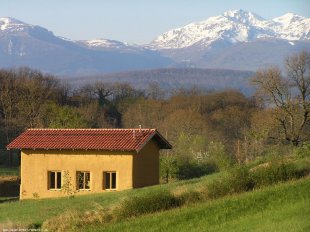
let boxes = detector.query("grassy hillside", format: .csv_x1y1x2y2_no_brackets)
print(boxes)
0,172,223,227
0,158,309,231
82,178,310,232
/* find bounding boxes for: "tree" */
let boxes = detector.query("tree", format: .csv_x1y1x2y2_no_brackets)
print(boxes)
15,68,60,128
0,70,18,146
39,103,88,128
61,170,75,197
159,151,178,183
252,51,310,146
76,82,122,127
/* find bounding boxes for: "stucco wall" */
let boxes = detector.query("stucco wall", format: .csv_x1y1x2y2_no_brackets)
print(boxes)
20,149,134,199
133,140,160,188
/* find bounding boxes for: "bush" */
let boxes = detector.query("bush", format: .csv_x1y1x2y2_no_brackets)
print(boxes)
207,166,254,199
229,166,255,192
42,210,80,232
176,162,217,180
207,157,310,200
116,190,181,219
177,190,205,205
251,161,309,187
294,142,310,158
42,207,113,231
206,178,231,199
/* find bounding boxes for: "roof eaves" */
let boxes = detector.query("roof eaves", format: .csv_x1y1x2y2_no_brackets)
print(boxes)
136,132,156,153
7,147,137,152
154,132,172,149
136,130,172,153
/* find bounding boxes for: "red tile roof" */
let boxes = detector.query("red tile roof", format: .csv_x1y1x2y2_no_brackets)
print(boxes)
7,128,172,152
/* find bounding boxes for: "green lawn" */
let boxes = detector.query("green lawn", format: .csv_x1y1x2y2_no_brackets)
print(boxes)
0,172,223,227
1,168,309,231
0,166,19,176
82,178,310,232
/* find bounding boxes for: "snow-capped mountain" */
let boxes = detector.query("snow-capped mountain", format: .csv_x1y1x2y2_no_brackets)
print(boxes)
146,10,309,71
0,17,32,32
0,17,172,74
0,10,309,74
78,38,148,54
149,9,310,49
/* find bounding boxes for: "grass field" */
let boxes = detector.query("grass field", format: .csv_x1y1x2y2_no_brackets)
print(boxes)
0,160,309,231
0,172,223,227
81,178,310,232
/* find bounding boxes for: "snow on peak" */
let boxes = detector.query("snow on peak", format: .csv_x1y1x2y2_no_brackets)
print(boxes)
149,10,310,49
0,17,25,31
0,17,31,31
272,13,309,40
273,13,304,23
80,38,128,49
223,9,264,22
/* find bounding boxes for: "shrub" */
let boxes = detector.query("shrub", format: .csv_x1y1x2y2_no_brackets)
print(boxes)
206,166,254,199
206,178,231,199
207,141,233,170
177,190,205,205
294,142,310,158
42,210,80,232
251,161,310,187
42,208,113,232
207,157,310,200
115,190,181,219
61,170,75,197
176,162,217,180
160,152,178,183
228,166,254,192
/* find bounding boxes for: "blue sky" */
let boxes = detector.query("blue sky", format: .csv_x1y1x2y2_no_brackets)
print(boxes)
1,0,309,44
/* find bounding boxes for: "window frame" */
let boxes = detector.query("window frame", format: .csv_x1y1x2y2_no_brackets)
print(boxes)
48,171,62,190
76,171,91,190
103,171,117,191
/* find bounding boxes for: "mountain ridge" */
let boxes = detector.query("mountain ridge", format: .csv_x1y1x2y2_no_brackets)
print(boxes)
0,10,309,74
148,9,310,49
0,17,172,75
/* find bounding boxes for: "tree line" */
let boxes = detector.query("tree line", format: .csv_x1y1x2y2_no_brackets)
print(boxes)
0,51,309,180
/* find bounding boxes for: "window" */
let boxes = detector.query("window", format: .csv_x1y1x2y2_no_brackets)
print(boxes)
104,171,117,190
76,171,90,190
48,171,62,190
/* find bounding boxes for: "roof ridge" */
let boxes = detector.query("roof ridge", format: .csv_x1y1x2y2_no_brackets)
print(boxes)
7,128,172,151
27,128,156,131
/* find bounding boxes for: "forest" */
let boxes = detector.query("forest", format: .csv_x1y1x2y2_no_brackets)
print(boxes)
0,51,309,181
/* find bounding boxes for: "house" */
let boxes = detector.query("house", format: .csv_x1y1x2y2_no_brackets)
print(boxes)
7,128,172,199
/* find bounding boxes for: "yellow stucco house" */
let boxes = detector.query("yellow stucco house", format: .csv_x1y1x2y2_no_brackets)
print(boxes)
7,128,171,199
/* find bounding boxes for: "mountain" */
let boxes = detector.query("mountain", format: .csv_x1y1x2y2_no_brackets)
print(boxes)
149,10,309,49
0,17,172,75
148,10,310,70
0,10,309,75
78,39,139,52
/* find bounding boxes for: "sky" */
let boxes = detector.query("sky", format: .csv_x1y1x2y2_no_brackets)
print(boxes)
1,0,309,44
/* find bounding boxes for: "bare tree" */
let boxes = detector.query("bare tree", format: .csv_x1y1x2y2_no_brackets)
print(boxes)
252,51,310,146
